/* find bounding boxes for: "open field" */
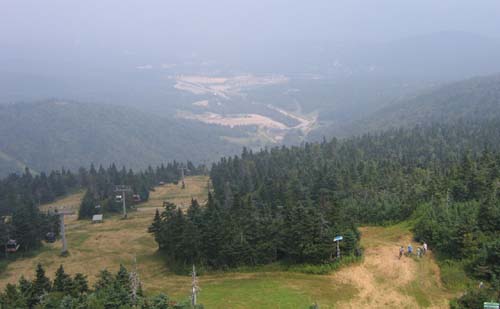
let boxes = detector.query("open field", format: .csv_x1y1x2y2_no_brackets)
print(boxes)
0,176,458,308
145,175,210,209
0,176,209,291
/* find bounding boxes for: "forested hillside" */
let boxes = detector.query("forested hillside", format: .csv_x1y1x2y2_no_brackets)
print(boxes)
312,73,500,138
151,118,500,303
362,74,500,130
0,101,245,176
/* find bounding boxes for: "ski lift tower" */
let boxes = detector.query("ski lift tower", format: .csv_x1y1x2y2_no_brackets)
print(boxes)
55,209,74,256
115,185,132,219
179,166,188,189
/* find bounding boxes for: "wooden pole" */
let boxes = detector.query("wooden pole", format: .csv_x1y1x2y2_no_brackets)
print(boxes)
122,190,127,219
60,214,68,255
130,254,140,303
191,264,199,306
180,167,186,189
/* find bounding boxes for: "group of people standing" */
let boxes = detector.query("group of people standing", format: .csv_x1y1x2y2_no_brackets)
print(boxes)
399,242,427,259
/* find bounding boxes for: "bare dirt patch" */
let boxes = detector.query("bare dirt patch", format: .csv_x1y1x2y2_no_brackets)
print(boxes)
332,225,454,308
179,111,288,130
192,100,209,107
174,74,288,98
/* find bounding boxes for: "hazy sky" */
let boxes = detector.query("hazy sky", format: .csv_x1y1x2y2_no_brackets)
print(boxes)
1,0,500,75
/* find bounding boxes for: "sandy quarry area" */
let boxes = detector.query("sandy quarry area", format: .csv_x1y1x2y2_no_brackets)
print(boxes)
180,112,288,130
174,74,288,98
192,100,209,107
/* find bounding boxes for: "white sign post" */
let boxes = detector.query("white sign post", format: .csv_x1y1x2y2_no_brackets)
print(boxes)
334,235,343,259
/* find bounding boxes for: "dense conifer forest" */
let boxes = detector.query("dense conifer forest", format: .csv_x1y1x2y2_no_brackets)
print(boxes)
151,119,500,303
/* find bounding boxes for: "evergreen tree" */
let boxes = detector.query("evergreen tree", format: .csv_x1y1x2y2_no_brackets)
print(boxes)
94,269,114,290
147,293,170,308
53,264,71,292
0,283,27,308
58,295,79,308
73,273,89,295
78,190,98,219
33,263,51,300
18,275,33,297
148,208,162,244
12,201,41,252
19,275,38,308
478,191,500,233
115,264,131,294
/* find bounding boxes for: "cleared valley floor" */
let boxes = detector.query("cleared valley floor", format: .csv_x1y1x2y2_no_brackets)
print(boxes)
0,176,456,308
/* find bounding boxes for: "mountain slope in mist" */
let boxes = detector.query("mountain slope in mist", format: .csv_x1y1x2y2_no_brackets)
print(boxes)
317,74,500,137
0,101,246,176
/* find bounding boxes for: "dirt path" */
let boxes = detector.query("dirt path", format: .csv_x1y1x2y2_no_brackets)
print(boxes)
332,224,453,308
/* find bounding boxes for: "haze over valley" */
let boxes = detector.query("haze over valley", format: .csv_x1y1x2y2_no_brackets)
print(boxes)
2,1,500,175
1,3,500,307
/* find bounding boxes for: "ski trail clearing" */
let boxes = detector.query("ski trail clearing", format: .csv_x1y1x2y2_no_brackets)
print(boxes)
332,224,455,308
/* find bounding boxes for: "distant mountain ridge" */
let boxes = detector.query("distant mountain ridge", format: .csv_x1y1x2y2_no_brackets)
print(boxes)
310,73,500,138
357,74,500,131
0,101,245,176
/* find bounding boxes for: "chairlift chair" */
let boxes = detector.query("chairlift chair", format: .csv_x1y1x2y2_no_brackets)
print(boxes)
45,232,56,243
6,239,20,253
133,194,141,202
115,195,123,203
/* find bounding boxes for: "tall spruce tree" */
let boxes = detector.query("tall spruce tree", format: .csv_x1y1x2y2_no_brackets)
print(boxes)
33,263,51,299
116,264,131,295
53,264,71,292
78,190,98,219
73,273,89,294
148,208,162,245
0,284,27,308
12,201,41,252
